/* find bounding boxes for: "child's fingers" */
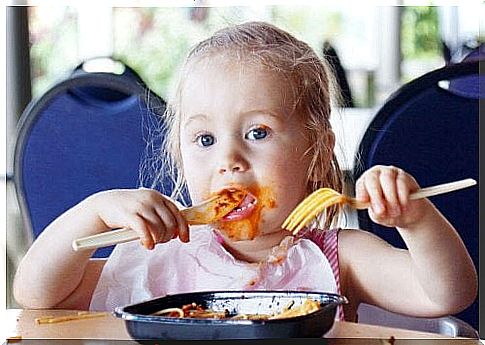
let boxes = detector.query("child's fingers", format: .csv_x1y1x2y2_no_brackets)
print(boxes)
355,177,370,202
154,200,179,243
129,217,155,250
379,167,401,216
137,209,166,244
396,172,411,210
164,200,190,243
363,170,385,214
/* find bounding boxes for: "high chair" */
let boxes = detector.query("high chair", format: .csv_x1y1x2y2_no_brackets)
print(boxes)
13,57,168,258
357,303,479,338
353,49,481,332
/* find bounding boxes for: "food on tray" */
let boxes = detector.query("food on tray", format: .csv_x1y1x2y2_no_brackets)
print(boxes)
151,299,321,320
152,303,229,319
267,299,321,319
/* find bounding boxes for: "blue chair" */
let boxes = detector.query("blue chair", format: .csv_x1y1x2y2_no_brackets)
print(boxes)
353,58,480,330
14,58,167,258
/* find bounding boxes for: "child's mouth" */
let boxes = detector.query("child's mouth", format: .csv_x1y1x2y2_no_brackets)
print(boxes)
221,193,258,221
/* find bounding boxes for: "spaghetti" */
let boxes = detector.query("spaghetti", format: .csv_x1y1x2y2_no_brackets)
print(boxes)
35,311,109,324
152,299,321,320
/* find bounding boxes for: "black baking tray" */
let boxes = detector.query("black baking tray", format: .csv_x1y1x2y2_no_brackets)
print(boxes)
114,290,348,340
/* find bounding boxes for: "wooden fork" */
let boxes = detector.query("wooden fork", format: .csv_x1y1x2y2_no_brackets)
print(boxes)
282,178,477,235
72,189,246,251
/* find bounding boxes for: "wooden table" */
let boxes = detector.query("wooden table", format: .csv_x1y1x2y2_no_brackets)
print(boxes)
0,309,479,344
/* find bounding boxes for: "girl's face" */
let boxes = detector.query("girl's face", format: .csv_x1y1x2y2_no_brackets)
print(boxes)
179,57,313,240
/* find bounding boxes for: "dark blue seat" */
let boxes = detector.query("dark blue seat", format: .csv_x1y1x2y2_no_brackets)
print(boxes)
353,58,480,330
14,58,167,258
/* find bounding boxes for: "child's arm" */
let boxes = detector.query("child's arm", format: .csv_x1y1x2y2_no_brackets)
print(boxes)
13,188,189,309
339,165,477,317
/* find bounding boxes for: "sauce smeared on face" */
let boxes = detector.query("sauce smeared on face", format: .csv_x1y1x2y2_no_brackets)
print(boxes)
216,186,276,241
186,189,247,225
212,189,247,219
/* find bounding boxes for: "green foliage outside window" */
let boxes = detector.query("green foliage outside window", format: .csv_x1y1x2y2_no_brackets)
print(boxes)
28,7,79,98
29,6,343,101
401,6,441,59
28,6,443,106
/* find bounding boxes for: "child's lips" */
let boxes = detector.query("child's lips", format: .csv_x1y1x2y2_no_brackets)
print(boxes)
221,192,258,221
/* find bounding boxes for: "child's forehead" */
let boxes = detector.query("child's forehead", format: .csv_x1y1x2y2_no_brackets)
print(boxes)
186,53,288,83
180,61,295,117
186,57,292,95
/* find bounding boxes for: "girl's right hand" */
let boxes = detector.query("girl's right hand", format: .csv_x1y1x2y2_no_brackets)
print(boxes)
89,188,189,249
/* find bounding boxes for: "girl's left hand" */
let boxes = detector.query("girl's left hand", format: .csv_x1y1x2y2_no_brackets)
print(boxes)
355,165,429,229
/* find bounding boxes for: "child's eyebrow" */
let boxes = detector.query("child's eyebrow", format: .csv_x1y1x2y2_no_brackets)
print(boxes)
183,109,284,128
240,109,284,121
183,113,208,128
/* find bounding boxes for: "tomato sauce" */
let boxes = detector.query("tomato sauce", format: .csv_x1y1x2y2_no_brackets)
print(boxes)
216,186,276,241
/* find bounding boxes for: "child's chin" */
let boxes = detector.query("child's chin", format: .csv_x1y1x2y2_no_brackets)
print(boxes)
222,227,256,241
217,219,287,242
215,220,258,241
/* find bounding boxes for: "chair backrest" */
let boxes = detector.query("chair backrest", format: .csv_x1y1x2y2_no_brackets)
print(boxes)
353,59,480,330
14,58,167,258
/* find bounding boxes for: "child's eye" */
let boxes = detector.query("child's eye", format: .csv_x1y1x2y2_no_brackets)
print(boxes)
246,126,269,140
195,134,215,147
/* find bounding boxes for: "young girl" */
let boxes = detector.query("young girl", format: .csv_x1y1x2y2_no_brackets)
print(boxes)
13,22,477,322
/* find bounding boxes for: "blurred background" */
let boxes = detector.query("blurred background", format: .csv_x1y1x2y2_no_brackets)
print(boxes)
3,2,482,310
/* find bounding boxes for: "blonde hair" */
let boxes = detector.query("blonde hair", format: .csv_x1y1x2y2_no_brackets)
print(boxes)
162,21,343,228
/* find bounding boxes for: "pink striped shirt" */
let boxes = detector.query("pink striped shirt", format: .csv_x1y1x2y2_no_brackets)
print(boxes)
298,228,344,320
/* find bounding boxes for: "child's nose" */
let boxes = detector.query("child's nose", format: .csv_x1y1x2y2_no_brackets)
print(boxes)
218,152,249,174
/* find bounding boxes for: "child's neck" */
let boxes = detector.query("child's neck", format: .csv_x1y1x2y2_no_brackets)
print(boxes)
219,229,292,263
